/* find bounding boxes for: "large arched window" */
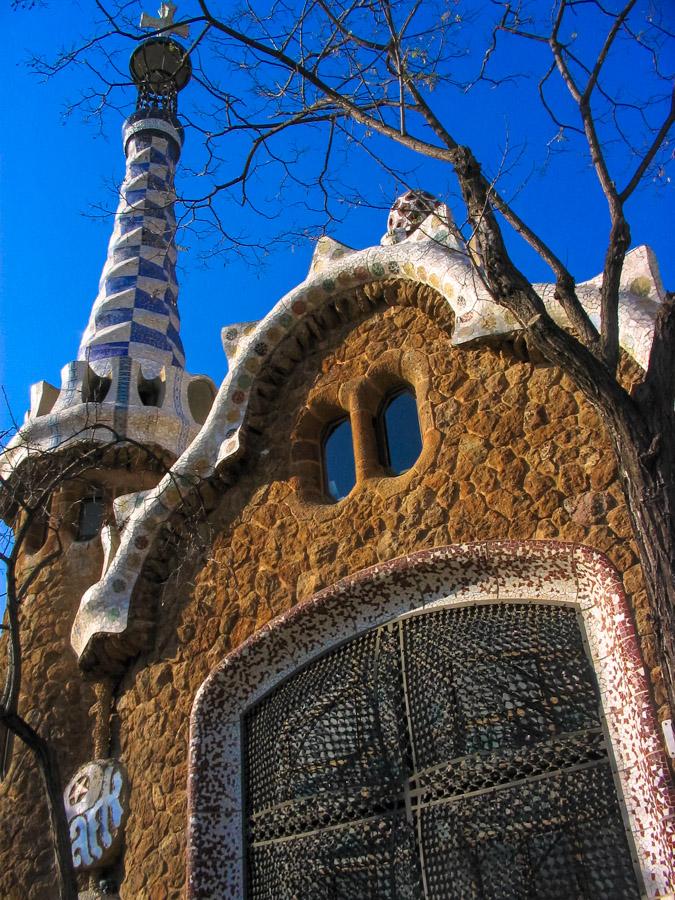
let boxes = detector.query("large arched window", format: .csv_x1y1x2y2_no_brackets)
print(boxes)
322,417,357,502
243,603,639,898
377,388,423,475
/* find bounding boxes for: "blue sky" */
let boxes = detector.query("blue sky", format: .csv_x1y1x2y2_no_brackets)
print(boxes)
1,1,673,434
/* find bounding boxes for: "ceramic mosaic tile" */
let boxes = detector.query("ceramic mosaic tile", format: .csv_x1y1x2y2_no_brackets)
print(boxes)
79,125,185,376
0,113,215,471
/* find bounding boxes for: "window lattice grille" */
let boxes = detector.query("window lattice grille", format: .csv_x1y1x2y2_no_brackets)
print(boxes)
244,603,639,899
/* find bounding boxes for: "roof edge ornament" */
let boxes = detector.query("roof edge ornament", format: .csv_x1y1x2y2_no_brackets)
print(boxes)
381,190,465,253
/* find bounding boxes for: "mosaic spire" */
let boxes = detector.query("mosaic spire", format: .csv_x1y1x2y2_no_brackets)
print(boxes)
79,19,192,377
7,7,217,461
78,114,185,376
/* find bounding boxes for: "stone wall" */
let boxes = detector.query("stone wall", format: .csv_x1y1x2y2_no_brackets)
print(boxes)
110,293,658,897
0,461,165,899
0,536,103,898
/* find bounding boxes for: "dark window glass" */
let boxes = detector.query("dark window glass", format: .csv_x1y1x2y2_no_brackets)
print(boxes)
77,496,105,542
323,418,356,502
378,389,422,475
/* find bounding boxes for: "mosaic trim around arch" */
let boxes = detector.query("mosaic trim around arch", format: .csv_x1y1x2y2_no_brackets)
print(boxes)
186,541,675,899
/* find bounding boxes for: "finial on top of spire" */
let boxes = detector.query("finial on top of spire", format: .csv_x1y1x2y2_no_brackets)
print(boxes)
130,3,192,115
140,2,190,39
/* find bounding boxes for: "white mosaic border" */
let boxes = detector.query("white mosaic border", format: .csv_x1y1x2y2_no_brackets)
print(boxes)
186,542,675,899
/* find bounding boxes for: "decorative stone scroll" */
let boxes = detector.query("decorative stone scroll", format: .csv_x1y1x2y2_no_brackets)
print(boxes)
64,759,128,872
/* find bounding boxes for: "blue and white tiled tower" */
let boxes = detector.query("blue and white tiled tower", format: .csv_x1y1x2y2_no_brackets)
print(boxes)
78,113,186,375
6,11,215,465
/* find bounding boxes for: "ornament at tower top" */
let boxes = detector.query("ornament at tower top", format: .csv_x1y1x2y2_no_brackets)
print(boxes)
130,2,191,115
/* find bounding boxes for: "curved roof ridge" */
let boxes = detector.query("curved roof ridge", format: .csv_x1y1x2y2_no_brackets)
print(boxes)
71,234,666,671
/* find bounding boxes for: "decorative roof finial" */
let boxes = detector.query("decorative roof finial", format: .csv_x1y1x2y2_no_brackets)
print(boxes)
139,2,190,40
131,3,191,115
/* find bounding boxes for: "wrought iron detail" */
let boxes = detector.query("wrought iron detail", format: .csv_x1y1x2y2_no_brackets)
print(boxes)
243,603,640,898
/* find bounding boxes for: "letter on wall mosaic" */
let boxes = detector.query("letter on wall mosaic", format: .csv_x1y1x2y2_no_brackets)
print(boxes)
64,758,128,871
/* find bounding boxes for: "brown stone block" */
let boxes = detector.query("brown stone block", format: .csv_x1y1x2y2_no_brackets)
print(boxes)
556,521,588,543
606,539,637,572
459,492,488,525
527,367,561,403
590,455,618,490
651,667,668,706
557,462,588,496
481,509,510,538
490,410,528,447
465,411,500,439
523,471,555,502
533,489,564,520
501,382,528,408
577,403,601,430
622,564,645,596
640,633,659,668
535,518,558,539
548,384,579,418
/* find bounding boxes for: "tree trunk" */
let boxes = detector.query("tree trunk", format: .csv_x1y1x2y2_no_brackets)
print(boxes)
1,711,77,900
452,146,675,713
612,425,675,704
620,455,675,713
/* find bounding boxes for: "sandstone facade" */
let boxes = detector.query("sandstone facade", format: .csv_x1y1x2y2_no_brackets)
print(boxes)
3,293,664,898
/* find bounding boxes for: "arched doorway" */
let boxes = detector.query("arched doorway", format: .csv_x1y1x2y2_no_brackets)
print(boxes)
187,543,675,898
244,602,638,898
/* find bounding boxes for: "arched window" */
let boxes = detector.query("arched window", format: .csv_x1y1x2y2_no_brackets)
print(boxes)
23,495,51,555
322,418,356,502
377,388,422,475
243,603,640,898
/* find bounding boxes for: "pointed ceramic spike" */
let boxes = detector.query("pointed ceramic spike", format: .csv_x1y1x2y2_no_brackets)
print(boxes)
221,321,260,363
309,236,356,275
580,245,665,303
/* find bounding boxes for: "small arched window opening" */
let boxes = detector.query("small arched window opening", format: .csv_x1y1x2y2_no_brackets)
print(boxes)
137,371,165,408
81,368,111,404
76,494,106,542
322,418,356,502
23,495,51,555
377,388,422,475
